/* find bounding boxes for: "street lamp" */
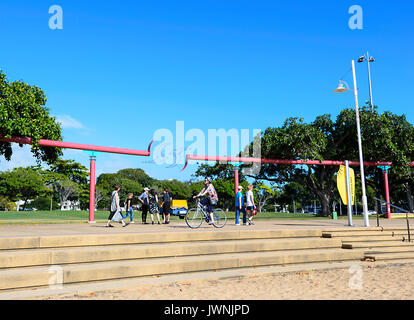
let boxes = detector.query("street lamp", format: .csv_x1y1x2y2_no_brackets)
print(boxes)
357,52,375,111
334,60,370,227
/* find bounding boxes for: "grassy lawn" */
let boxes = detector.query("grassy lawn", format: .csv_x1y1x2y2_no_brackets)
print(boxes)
0,209,369,224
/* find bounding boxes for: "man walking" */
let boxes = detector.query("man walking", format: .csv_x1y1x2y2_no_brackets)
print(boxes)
246,184,256,225
235,186,246,225
138,187,150,224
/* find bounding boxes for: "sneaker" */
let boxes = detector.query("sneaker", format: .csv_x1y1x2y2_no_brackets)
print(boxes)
130,221,135,224
235,223,241,226
249,221,255,225
243,223,247,226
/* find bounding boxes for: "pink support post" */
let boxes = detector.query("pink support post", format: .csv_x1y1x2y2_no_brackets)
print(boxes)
89,155,96,223
383,168,391,219
234,165,239,198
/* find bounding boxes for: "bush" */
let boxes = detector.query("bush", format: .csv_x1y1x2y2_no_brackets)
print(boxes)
0,196,17,211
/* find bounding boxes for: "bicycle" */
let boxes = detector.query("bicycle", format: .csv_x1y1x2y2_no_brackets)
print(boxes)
185,197,227,229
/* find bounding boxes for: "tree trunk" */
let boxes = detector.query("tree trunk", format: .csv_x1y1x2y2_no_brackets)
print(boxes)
406,184,414,213
320,194,331,217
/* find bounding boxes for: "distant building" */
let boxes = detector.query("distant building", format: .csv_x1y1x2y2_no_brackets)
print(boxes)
60,200,81,211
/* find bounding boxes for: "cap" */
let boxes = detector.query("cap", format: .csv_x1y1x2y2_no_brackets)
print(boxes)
144,187,149,191
238,186,243,190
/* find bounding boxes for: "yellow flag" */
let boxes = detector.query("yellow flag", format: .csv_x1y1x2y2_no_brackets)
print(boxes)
337,165,355,205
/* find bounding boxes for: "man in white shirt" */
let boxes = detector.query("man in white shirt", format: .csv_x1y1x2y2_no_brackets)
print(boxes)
246,184,256,225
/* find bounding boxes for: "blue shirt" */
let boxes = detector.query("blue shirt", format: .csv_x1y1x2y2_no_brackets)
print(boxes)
139,192,149,205
235,191,244,208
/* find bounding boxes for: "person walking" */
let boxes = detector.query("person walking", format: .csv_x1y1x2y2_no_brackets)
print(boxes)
149,188,162,225
235,185,246,225
122,193,135,223
138,187,150,224
106,185,128,227
246,184,256,225
161,187,172,224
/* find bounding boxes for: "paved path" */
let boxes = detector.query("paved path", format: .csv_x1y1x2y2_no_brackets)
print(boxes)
0,217,410,238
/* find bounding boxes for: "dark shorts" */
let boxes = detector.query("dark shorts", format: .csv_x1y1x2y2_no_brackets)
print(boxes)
162,203,171,214
246,206,254,211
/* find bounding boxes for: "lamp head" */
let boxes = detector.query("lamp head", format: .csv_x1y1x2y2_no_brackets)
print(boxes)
334,80,350,93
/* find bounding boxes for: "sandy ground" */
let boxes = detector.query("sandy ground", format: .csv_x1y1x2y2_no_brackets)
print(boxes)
47,262,414,300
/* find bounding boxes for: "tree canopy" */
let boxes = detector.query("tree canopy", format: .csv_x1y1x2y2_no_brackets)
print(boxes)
0,70,62,164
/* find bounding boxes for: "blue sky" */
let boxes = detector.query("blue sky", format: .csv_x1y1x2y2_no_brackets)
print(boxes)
0,0,413,182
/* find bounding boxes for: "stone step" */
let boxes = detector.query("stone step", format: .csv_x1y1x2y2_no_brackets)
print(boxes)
0,237,342,269
364,251,414,261
338,236,405,243
0,229,322,250
0,248,364,290
322,230,413,238
342,240,414,249
364,246,414,254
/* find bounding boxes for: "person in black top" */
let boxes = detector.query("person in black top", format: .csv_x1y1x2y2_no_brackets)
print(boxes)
122,193,134,223
161,187,172,224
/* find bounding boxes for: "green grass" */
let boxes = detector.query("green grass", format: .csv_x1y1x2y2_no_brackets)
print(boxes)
0,209,364,224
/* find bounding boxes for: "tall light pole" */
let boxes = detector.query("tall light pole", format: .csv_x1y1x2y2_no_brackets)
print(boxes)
334,60,370,227
358,52,375,111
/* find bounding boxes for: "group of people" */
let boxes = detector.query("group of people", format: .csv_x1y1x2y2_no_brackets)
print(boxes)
106,186,172,228
106,177,257,227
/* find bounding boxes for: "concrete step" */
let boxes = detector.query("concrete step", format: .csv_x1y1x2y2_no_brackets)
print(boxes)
0,248,364,290
0,229,323,250
322,230,413,238
0,260,370,300
365,251,414,261
337,236,405,243
0,237,342,269
342,240,414,249
364,246,414,254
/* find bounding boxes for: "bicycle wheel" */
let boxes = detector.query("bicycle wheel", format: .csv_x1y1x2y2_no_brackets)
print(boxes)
185,208,203,229
212,208,227,228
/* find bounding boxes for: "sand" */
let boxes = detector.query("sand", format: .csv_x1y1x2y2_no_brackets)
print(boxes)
47,262,414,300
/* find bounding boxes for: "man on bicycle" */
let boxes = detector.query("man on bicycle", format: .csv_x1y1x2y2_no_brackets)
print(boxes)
193,177,218,224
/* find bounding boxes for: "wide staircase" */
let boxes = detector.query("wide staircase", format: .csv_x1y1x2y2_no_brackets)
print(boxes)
322,226,414,262
0,228,364,293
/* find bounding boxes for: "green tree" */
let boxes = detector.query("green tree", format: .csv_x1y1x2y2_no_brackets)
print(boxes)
0,70,62,164
0,167,47,209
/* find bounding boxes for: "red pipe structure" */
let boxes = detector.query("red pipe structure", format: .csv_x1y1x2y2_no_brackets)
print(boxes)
0,136,153,157
182,154,414,218
0,136,153,223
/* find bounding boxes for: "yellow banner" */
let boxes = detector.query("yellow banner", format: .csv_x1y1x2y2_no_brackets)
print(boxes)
337,165,355,206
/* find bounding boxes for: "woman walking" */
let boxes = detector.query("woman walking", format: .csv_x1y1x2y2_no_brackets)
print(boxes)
149,188,161,225
106,185,128,227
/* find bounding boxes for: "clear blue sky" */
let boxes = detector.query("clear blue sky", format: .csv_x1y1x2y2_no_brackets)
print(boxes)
0,0,413,181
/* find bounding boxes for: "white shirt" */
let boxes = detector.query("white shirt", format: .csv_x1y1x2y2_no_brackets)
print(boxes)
246,190,254,207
